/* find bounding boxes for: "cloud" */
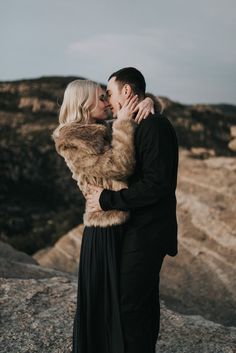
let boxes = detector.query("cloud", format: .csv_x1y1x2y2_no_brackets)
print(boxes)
68,31,165,73
66,28,236,103
67,29,192,90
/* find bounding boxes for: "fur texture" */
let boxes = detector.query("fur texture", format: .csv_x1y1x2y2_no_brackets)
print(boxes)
52,118,136,227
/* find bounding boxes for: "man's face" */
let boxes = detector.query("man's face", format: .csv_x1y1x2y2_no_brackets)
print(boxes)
106,77,126,117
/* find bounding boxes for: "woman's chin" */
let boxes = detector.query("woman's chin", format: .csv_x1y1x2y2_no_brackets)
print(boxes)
96,112,109,120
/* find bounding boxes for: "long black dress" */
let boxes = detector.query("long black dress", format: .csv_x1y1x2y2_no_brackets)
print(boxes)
72,224,125,353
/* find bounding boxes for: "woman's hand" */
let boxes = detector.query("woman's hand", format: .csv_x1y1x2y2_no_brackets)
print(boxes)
133,97,155,124
117,95,139,121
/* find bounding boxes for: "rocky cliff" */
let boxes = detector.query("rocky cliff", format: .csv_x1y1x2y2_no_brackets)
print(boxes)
0,77,86,254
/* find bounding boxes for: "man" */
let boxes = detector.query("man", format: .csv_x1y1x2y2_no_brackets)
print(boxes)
87,67,179,353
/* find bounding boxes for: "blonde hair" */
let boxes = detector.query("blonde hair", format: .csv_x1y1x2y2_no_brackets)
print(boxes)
58,79,100,125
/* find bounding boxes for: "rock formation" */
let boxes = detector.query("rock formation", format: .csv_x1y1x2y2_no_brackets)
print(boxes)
0,245,235,353
0,241,74,280
161,150,236,327
33,224,84,273
0,77,87,255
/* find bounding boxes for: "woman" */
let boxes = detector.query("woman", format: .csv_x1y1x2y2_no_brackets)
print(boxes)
52,79,155,353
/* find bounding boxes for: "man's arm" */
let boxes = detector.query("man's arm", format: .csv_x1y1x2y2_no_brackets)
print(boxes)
99,115,177,211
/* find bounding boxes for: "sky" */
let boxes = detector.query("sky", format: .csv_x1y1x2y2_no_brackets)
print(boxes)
0,0,236,104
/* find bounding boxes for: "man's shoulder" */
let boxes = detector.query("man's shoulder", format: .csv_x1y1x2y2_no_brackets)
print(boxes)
137,113,169,131
136,113,177,142
135,114,161,143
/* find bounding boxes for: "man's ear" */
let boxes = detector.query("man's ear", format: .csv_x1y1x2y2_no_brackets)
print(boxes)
122,84,132,98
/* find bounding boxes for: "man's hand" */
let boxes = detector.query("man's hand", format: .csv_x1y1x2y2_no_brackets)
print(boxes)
85,186,103,212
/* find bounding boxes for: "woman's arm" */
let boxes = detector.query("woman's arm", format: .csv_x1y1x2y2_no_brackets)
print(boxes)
70,119,136,180
133,94,164,124
145,93,164,114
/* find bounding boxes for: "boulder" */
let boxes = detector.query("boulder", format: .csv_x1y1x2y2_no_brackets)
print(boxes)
33,224,84,273
190,147,215,158
230,125,236,137
0,240,37,264
228,138,236,151
0,241,74,280
161,150,236,326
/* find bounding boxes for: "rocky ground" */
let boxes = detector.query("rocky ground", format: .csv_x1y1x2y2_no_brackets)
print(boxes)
0,242,236,353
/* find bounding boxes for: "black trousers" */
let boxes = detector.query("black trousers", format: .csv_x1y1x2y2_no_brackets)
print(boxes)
119,227,166,353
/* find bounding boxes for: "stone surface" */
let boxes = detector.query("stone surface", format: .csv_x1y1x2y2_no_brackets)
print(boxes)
0,276,76,353
0,241,74,280
228,138,236,151
160,150,236,326
190,146,215,158
0,258,74,280
230,125,236,137
157,302,236,353
0,273,235,353
0,240,37,264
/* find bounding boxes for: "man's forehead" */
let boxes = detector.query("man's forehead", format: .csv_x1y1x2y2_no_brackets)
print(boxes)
106,84,112,94
107,77,117,91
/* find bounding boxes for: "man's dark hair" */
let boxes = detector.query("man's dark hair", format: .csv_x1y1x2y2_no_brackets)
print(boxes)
108,67,146,98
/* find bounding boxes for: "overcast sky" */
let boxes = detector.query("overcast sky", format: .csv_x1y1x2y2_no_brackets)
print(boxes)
0,0,235,104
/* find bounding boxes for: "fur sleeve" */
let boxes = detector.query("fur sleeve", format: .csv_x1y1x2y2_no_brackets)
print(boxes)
54,118,136,180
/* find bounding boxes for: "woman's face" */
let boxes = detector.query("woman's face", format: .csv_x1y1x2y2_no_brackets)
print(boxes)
90,86,110,121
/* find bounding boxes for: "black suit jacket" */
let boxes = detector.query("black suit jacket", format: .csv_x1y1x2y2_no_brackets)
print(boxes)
100,113,179,256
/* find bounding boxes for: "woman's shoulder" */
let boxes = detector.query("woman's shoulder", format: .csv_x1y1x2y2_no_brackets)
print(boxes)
52,122,109,154
55,122,106,139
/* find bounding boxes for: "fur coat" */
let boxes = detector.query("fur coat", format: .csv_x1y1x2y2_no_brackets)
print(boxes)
52,118,136,227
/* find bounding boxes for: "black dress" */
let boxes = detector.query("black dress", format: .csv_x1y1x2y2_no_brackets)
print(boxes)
72,224,125,353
